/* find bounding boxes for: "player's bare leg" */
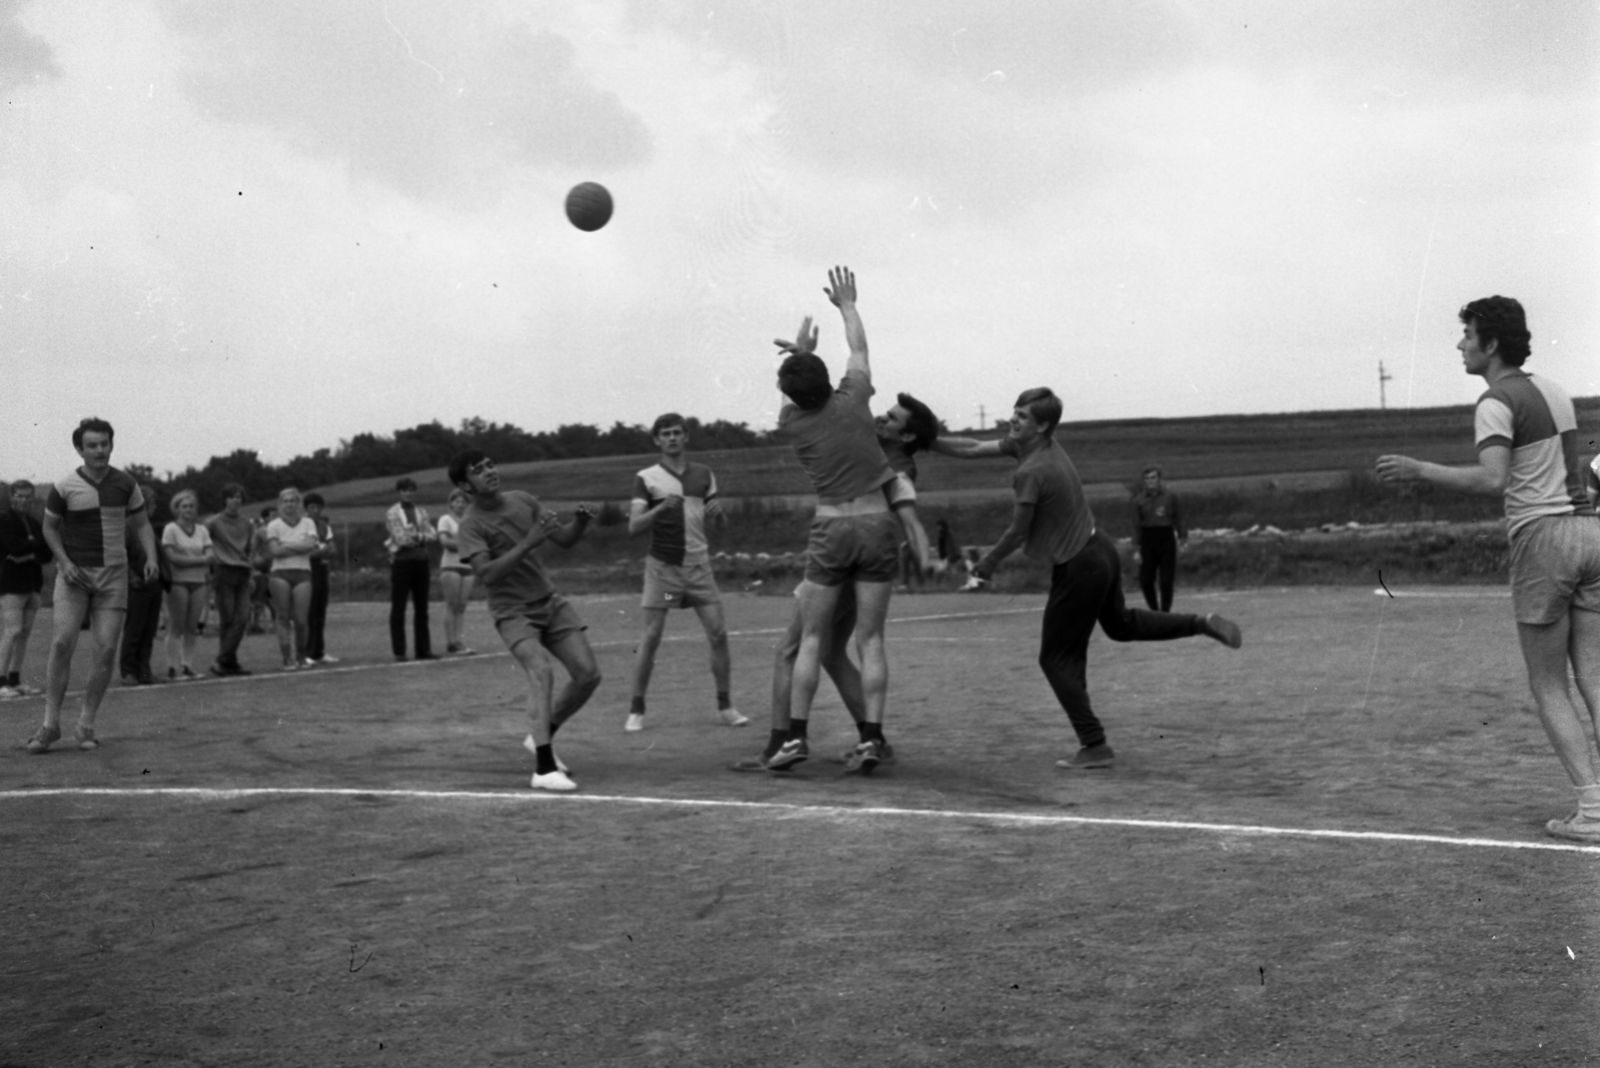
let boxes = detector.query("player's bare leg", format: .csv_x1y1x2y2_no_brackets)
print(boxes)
767,580,842,769
691,601,744,725
627,608,668,729
1523,610,1600,840
33,595,89,749
74,606,123,741
844,579,893,773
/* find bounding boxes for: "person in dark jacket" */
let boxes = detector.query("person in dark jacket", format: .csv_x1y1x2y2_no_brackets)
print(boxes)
0,480,51,699
1131,465,1186,612
119,485,170,685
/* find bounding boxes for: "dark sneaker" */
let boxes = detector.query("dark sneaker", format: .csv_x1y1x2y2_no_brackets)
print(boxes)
209,663,228,678
729,752,793,774
1056,744,1116,769
25,725,60,754
766,738,809,770
1203,613,1243,649
836,739,897,765
845,739,883,775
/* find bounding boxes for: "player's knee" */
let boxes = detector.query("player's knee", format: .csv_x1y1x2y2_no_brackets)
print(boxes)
574,663,603,695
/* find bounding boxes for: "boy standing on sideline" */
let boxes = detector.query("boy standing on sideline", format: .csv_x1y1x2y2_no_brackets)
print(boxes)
624,413,747,732
206,484,255,676
303,492,338,664
1131,465,1186,612
1377,296,1600,843
0,480,50,699
448,449,602,792
935,390,1241,770
26,418,161,753
386,477,436,661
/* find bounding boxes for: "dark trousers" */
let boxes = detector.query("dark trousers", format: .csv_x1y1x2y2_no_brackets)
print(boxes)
1137,527,1179,612
1039,530,1200,748
213,566,253,670
120,583,164,679
389,558,432,658
308,561,330,660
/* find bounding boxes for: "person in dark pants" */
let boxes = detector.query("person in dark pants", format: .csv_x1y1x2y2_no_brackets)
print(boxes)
936,388,1242,770
0,480,50,699
385,477,436,661
303,492,338,664
206,484,255,676
1132,465,1186,612
119,485,169,685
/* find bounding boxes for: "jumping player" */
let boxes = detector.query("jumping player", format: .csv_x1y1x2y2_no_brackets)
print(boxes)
25,418,161,752
624,413,747,731
448,449,602,792
1377,296,1600,842
935,389,1242,769
763,266,903,774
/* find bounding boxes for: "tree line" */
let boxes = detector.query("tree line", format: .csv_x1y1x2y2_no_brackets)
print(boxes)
121,416,778,511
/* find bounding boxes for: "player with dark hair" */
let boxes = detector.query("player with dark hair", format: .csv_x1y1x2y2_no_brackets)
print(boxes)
448,449,602,792
0,480,49,699
1132,465,1186,611
624,413,747,732
936,388,1242,770
1378,296,1600,842
206,483,255,675
386,476,437,661
25,418,160,752
302,491,339,664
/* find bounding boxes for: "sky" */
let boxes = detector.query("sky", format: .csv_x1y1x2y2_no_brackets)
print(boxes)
2,0,1596,481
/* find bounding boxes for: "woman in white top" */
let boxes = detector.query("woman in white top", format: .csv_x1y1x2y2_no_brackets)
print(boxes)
160,489,215,680
265,487,320,670
435,489,475,655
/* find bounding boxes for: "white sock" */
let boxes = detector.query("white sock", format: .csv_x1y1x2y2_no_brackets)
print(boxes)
1576,783,1600,820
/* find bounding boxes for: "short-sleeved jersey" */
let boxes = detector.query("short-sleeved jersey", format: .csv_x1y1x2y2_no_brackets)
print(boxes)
456,490,556,618
266,516,318,571
45,466,145,568
436,512,463,570
779,370,896,506
633,462,718,566
1474,371,1595,537
1002,435,1094,565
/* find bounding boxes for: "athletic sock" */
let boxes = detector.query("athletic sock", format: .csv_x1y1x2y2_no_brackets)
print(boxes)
764,728,787,759
715,690,731,711
788,718,809,741
855,721,874,742
859,722,884,744
4,672,17,687
630,695,645,715
1579,783,1600,820
534,744,557,775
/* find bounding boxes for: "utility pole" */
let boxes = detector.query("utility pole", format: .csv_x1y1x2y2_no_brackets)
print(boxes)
975,404,986,431
1379,361,1393,410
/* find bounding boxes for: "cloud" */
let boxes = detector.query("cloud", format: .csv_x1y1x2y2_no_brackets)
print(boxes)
0,0,59,87
158,0,653,202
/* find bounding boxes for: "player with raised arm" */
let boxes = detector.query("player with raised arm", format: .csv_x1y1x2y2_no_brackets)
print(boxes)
25,418,161,753
762,266,904,774
448,449,602,792
935,389,1241,770
624,413,748,732
1377,296,1600,842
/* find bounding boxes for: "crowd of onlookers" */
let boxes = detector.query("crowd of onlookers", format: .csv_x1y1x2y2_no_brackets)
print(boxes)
0,476,479,698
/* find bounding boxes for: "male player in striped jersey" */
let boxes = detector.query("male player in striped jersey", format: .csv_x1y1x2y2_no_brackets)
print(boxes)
25,418,161,753
624,413,747,731
1378,296,1600,843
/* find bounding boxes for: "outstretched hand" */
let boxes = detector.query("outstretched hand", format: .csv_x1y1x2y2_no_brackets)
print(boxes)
773,315,818,357
823,265,856,308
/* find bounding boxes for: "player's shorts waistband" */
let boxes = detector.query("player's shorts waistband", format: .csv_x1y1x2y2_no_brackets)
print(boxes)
814,492,892,518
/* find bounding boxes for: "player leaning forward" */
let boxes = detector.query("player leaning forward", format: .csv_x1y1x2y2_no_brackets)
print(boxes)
936,390,1242,769
448,449,602,792
1377,296,1600,843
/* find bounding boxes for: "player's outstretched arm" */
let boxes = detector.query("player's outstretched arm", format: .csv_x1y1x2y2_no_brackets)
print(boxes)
548,505,596,548
931,435,1006,460
973,501,1034,582
772,315,818,357
824,266,870,384
1375,446,1509,496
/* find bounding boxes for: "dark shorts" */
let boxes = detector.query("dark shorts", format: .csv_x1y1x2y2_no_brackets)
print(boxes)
494,593,587,652
803,512,901,587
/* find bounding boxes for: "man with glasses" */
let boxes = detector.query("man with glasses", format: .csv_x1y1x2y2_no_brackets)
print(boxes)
447,450,602,792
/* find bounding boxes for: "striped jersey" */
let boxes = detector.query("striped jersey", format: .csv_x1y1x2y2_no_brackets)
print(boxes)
45,466,145,568
1474,371,1595,536
633,461,718,566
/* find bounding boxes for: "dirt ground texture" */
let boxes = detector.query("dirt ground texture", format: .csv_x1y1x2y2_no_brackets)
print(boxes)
3,588,1598,1066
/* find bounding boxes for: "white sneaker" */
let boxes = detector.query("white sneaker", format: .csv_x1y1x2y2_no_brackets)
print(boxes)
317,655,341,665
718,707,750,727
0,686,20,700
625,712,645,732
522,734,569,773
530,769,578,792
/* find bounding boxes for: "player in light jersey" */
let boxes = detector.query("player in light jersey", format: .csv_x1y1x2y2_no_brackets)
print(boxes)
1378,296,1600,842
624,413,747,732
448,449,602,792
25,418,160,753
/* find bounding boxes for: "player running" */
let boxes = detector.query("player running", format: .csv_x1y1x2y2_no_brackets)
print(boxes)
25,418,161,753
935,389,1242,770
624,413,747,732
448,449,602,792
1377,296,1600,842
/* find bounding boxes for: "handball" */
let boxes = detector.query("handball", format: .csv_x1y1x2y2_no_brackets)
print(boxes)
564,182,613,232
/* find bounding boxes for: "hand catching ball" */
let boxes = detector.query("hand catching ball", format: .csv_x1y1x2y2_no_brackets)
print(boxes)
565,182,613,232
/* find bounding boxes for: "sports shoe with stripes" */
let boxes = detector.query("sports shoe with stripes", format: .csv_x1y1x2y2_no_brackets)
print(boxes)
765,738,809,770
845,739,883,775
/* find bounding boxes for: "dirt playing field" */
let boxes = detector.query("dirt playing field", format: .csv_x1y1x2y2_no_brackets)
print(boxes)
4,587,1598,1066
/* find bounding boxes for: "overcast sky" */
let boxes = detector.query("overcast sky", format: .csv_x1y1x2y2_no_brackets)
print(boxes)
3,0,1596,481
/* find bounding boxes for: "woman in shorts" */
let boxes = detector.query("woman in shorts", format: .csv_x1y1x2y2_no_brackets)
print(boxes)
436,489,475,655
160,489,215,680
265,487,320,670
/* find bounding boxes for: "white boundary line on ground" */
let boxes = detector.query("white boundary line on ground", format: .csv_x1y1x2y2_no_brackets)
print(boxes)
1371,588,1510,599
2,786,1596,856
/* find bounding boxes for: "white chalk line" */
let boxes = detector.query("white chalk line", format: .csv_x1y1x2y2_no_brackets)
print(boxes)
1371,588,1510,599
1,786,1595,856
